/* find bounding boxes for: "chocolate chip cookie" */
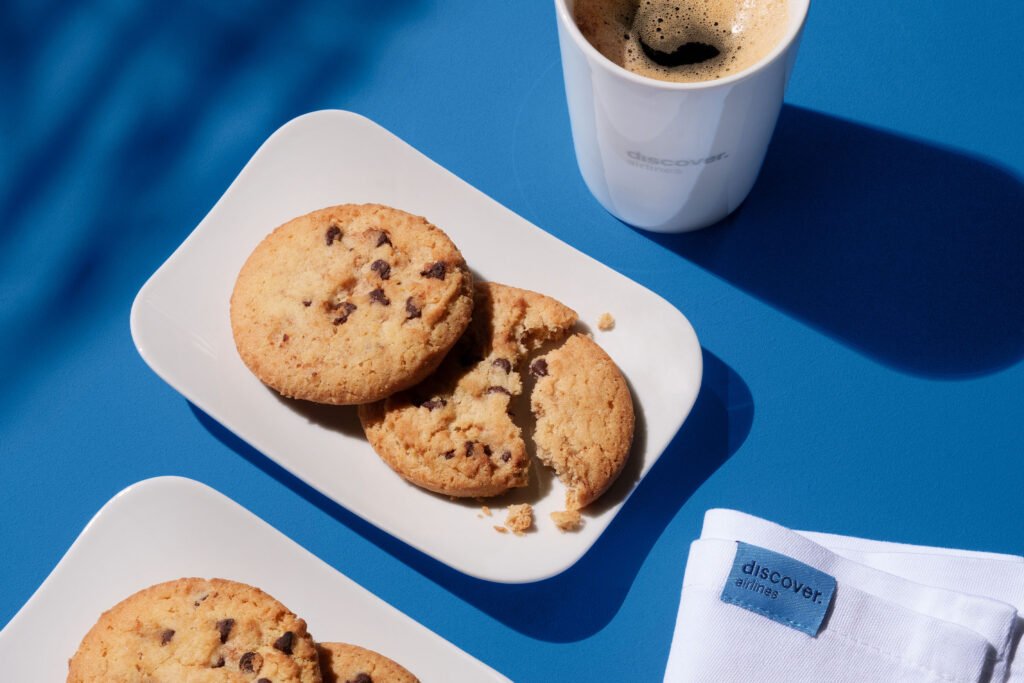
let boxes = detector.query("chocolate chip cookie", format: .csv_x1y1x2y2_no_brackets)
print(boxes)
231,204,474,405
531,333,635,509
358,282,577,497
67,578,321,683
318,643,418,683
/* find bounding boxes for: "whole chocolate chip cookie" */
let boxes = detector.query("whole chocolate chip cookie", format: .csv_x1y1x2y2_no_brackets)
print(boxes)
231,204,474,405
359,282,578,497
318,643,419,683
67,578,321,682
531,333,635,510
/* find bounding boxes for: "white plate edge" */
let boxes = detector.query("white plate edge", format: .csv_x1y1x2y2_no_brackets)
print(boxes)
0,475,512,681
128,109,705,583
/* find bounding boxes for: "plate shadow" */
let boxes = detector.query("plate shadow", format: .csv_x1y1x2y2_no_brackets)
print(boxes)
190,347,752,641
649,105,1024,379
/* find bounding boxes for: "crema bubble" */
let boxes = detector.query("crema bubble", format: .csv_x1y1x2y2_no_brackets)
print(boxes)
574,0,789,83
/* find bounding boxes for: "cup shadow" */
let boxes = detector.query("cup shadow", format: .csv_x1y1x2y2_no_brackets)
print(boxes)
190,347,752,641
649,105,1024,379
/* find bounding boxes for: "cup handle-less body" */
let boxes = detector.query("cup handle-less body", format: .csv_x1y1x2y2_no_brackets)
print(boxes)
555,0,809,233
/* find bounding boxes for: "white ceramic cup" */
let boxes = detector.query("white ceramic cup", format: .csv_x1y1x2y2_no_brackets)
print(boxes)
555,0,810,232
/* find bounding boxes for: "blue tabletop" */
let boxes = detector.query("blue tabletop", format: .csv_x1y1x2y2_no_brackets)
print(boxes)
2,1,1023,680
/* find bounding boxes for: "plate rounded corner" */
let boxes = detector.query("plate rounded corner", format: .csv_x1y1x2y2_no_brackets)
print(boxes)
275,109,383,138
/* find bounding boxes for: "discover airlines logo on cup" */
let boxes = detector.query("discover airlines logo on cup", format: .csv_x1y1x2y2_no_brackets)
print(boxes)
555,0,810,232
626,151,730,174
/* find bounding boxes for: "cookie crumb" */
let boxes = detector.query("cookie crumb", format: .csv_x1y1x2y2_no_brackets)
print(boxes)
493,525,509,534
481,505,492,517
551,510,583,532
597,312,615,331
505,504,534,535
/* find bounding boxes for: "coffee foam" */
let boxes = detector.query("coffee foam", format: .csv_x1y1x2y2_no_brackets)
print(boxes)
574,0,789,83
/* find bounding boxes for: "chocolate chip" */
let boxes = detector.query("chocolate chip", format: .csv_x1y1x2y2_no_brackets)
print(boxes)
485,386,511,396
239,651,263,673
442,449,455,460
492,358,512,373
530,359,549,377
420,261,446,279
213,657,225,668
194,593,209,607
349,674,373,683
405,297,421,320
273,631,294,655
465,441,475,456
258,679,271,683
369,288,390,306
421,398,446,410
501,450,512,462
216,618,234,644
376,231,392,247
160,629,175,645
325,225,341,246
281,334,289,343
483,445,493,456
370,259,391,280
332,301,357,325
302,300,312,307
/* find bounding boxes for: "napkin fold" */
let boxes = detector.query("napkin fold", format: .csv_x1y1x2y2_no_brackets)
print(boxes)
664,510,1024,683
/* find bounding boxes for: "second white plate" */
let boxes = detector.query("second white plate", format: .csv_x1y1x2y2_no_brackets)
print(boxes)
0,477,508,681
130,110,702,583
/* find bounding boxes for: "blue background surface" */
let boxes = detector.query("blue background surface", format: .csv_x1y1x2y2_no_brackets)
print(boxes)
2,1,1022,680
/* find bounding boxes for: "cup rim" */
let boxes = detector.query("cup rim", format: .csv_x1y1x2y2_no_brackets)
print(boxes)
554,0,811,90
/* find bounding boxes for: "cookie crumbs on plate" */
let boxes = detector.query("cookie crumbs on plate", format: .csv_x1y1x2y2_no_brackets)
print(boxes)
493,525,509,534
551,510,583,532
505,504,533,535
597,312,615,331
481,505,492,517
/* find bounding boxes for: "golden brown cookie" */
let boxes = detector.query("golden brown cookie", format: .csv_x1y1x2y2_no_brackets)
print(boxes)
231,204,474,405
359,282,577,497
318,642,418,683
67,577,321,682
530,333,635,509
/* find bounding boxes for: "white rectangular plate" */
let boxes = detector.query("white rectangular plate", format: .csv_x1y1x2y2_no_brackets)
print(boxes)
130,110,702,583
0,477,508,681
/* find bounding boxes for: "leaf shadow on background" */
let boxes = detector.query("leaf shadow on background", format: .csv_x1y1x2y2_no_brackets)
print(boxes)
0,0,425,403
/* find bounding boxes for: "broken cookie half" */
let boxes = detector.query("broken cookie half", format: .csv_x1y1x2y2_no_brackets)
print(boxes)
531,333,635,511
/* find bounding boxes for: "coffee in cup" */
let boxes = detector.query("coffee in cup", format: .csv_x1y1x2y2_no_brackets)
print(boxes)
574,0,789,83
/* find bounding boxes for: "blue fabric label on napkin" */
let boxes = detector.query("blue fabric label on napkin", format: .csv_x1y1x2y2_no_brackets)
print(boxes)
720,542,836,637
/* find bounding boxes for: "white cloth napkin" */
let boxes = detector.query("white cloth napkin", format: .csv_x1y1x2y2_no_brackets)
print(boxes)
800,529,1024,682
664,510,1024,683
